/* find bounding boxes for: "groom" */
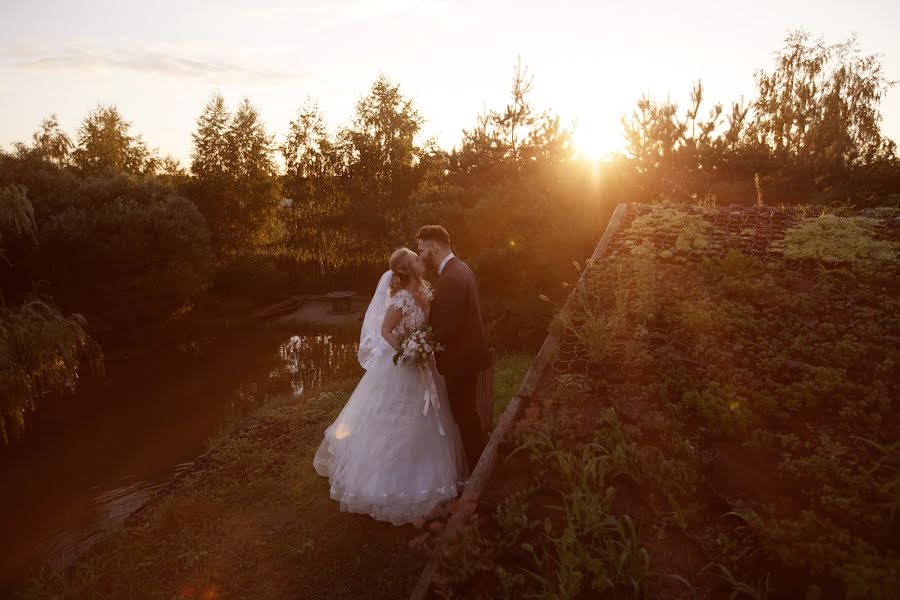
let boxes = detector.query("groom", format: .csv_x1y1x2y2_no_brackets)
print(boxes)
416,225,491,473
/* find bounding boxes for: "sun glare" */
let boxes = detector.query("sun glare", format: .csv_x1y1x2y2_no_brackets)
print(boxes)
573,117,621,162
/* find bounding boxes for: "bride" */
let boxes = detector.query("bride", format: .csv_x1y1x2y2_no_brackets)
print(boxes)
313,247,468,525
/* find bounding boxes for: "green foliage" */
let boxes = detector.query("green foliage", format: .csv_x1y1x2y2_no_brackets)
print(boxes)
749,30,897,169
591,206,897,595
16,114,73,167
437,401,694,599
754,511,900,600
0,184,36,255
625,207,720,253
620,30,899,206
0,300,103,444
622,80,731,177
492,352,533,425
0,162,214,331
189,94,281,257
344,74,423,213
438,204,898,598
771,213,897,272
454,57,573,176
274,77,427,272
71,105,159,176
207,255,291,307
190,93,231,184
40,191,212,328
557,241,658,366
779,434,900,535
699,563,772,600
0,168,216,335
279,99,347,268
0,184,104,446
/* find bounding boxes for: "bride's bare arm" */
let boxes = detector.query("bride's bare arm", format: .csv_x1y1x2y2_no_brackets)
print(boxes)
381,305,402,350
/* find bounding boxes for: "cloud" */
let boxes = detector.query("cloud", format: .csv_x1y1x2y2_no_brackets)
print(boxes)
0,43,314,83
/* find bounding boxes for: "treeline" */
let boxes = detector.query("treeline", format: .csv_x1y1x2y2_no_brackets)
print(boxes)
1,30,897,443
619,31,898,205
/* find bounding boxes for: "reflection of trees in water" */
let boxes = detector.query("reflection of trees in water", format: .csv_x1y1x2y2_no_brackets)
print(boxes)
269,334,360,398
221,333,359,435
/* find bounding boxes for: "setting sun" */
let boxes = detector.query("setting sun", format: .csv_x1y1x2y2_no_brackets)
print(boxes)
573,116,622,161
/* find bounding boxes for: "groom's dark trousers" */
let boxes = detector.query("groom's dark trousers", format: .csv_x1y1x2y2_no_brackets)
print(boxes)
445,372,482,474
430,256,491,473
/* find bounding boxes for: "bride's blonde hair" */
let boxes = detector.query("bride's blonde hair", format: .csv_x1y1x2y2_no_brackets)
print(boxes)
389,247,418,296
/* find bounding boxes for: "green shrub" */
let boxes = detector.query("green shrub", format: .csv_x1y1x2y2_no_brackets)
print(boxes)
39,194,211,329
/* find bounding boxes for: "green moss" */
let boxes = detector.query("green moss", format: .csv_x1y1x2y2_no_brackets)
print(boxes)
624,207,721,253
771,214,897,270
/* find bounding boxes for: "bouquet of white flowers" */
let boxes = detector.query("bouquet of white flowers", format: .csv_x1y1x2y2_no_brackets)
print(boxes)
393,326,445,366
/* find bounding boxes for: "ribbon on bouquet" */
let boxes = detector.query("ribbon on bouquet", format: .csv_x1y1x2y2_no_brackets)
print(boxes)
419,362,446,436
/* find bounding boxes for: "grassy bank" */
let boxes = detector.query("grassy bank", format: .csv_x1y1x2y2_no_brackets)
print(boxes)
18,354,532,599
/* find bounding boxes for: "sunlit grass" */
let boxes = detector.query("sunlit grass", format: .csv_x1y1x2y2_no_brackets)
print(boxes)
492,352,533,426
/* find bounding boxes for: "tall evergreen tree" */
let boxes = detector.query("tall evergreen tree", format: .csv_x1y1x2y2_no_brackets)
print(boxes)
190,93,231,249
189,95,280,256
191,93,230,184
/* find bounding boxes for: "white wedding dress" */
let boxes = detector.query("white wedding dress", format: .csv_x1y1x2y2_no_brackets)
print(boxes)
313,272,468,525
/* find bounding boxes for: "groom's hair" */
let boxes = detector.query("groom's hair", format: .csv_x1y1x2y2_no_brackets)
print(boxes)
415,225,451,248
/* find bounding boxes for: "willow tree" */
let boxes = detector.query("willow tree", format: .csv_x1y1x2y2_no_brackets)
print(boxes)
0,184,102,444
0,184,35,260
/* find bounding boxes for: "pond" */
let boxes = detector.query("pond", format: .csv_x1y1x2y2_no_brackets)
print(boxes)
0,325,362,593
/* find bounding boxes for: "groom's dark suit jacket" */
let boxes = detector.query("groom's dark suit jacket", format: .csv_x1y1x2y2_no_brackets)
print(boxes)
430,256,491,471
430,257,491,379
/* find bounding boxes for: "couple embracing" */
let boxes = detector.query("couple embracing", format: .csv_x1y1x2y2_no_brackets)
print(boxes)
313,225,491,525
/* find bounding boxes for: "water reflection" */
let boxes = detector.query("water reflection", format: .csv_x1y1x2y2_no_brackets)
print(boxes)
0,328,360,593
272,334,361,397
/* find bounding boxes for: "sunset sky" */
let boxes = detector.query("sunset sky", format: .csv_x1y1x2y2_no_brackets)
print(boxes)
2,0,898,165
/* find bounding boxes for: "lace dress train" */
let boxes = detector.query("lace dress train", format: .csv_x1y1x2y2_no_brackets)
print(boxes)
313,286,468,525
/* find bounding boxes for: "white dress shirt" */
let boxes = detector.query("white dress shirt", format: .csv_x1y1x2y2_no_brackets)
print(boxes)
438,252,455,276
